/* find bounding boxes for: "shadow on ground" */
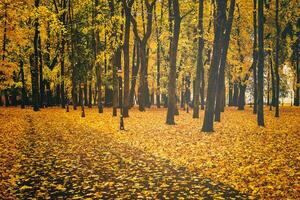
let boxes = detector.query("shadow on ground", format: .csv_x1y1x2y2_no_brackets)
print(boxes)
15,115,251,199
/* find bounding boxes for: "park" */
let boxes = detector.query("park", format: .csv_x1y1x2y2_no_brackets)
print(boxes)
0,0,299,199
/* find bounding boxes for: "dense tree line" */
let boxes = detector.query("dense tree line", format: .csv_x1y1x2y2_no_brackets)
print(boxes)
0,0,299,130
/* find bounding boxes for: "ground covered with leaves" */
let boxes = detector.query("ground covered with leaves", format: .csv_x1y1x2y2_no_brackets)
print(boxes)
0,106,299,199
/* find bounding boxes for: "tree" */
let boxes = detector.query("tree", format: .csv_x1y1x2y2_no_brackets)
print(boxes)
166,0,180,124
257,0,264,126
122,0,134,117
57,0,67,108
274,0,280,117
201,0,226,132
295,52,299,106
1,2,8,107
38,36,44,108
130,0,157,112
252,0,258,114
94,0,103,113
108,0,121,117
32,0,41,111
215,0,235,121
154,2,164,108
193,0,204,119
20,59,26,108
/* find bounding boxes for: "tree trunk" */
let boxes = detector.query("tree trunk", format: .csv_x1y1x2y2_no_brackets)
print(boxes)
32,0,40,111
113,49,121,116
20,60,26,109
202,0,226,132
38,36,44,108
1,3,8,107
193,0,204,119
60,0,66,108
274,0,280,117
145,48,151,108
166,0,180,125
295,52,299,106
270,53,276,110
232,82,239,106
154,4,162,108
88,81,92,108
200,66,205,110
237,83,246,110
83,79,88,106
45,23,53,108
253,0,258,114
228,74,233,106
235,4,246,111
257,0,265,126
123,1,133,117
267,61,270,106
139,43,147,111
2,3,7,62
129,0,156,111
95,0,103,113
78,83,82,108
180,78,185,108
129,40,139,107
215,0,235,121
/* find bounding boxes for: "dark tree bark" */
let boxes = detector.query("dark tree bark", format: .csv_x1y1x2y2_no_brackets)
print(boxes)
257,0,265,126
68,0,77,110
38,36,44,108
78,83,82,107
1,3,7,62
270,52,275,110
45,23,53,107
46,81,52,107
202,0,226,132
84,79,88,106
267,64,270,106
20,60,26,109
295,52,299,106
215,0,235,121
166,0,180,125
56,83,60,105
60,0,67,108
95,0,103,113
113,49,121,116
154,2,163,108
252,0,258,114
228,74,233,106
11,72,17,106
193,0,204,119
129,40,139,107
237,83,246,110
104,22,113,107
129,0,157,112
4,90,9,107
108,0,119,116
71,74,77,109
180,78,185,109
274,0,280,117
145,48,151,108
236,4,246,111
122,0,134,117
1,3,8,107
32,0,40,111
88,81,92,108
232,82,239,106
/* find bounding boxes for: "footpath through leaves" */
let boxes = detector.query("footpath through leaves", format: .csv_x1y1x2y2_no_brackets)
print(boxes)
0,107,299,199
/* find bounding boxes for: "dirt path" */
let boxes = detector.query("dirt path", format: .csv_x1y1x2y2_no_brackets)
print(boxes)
14,112,249,199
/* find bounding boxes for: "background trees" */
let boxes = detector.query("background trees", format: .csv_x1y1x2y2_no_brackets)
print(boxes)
0,0,298,128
